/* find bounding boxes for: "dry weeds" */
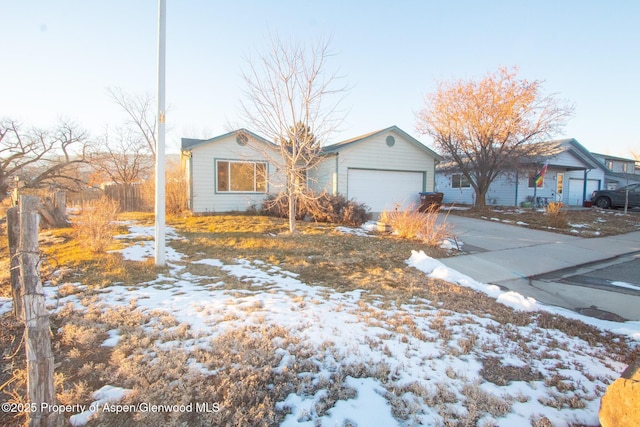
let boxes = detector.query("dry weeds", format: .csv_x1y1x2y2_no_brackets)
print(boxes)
380,204,453,245
73,197,121,253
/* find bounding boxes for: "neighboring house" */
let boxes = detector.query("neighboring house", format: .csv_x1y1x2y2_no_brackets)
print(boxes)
181,126,442,214
591,153,640,190
436,139,606,207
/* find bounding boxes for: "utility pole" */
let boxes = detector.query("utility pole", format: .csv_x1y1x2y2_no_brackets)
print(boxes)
155,0,166,265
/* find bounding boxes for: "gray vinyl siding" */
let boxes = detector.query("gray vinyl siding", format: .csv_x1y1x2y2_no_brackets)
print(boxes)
189,135,284,212
332,132,436,197
308,153,338,194
438,168,605,207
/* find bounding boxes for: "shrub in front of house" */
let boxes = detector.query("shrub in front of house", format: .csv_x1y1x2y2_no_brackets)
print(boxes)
262,191,371,226
545,201,568,229
380,204,452,246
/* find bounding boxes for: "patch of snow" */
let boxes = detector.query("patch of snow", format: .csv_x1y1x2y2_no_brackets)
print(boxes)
109,226,185,262
69,385,132,427
192,258,224,267
361,221,378,232
569,223,589,228
280,377,397,427
497,291,539,312
610,281,640,291
101,329,121,347
407,250,640,340
440,238,463,250
408,251,510,303
0,297,12,316
442,206,471,211
516,221,529,226
335,226,372,237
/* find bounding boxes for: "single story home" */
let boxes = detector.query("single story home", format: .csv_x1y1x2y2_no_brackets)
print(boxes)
436,139,606,207
181,126,443,214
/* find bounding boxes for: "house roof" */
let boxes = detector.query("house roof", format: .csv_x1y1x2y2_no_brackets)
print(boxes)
181,128,276,151
182,125,444,162
591,152,637,163
436,138,604,172
321,125,444,161
553,138,603,170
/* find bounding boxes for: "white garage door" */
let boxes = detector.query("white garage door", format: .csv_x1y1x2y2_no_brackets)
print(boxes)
568,179,600,205
347,169,424,212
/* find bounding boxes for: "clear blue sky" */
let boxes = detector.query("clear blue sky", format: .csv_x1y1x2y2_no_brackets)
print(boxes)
2,0,639,157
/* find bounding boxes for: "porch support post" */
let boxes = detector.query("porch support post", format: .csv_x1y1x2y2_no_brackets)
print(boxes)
514,170,519,207
583,169,589,205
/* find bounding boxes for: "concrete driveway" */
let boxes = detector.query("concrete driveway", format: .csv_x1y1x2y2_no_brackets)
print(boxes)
440,215,640,320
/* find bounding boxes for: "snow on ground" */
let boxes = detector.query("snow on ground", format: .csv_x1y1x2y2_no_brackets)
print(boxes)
407,251,640,340
0,297,12,316
69,385,132,427
37,223,640,426
610,281,640,291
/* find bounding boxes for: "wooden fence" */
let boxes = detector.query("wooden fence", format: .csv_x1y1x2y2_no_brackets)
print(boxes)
103,183,148,212
67,183,150,212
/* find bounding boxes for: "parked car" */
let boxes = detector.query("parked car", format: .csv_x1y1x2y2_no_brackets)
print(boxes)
591,183,640,209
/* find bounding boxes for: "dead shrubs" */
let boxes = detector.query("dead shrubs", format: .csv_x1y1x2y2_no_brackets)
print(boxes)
380,204,453,246
545,201,568,228
262,191,371,226
73,197,120,253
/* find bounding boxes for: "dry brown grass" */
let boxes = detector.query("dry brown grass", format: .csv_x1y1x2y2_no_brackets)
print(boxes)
168,215,448,295
448,205,640,237
479,356,543,386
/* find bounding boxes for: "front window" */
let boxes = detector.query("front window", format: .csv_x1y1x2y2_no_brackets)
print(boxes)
217,160,267,193
452,174,470,188
528,172,543,188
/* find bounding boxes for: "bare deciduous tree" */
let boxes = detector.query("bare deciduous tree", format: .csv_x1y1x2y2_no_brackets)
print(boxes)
0,118,90,201
416,66,574,208
239,35,347,233
89,126,154,185
107,87,157,159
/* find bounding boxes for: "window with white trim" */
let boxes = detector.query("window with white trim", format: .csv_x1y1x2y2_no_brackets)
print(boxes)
452,174,470,188
216,160,267,193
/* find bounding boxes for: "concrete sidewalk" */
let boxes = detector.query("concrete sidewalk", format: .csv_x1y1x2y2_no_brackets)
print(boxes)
439,215,640,320
441,215,640,283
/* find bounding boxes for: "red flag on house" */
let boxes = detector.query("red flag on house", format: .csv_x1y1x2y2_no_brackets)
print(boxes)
534,160,549,187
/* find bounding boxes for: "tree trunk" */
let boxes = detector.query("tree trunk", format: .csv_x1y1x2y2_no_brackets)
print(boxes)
7,206,23,320
474,188,488,209
19,196,63,427
38,193,70,228
288,189,297,234
52,191,69,226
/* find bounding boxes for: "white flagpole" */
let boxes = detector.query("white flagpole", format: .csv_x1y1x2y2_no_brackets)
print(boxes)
155,0,166,265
